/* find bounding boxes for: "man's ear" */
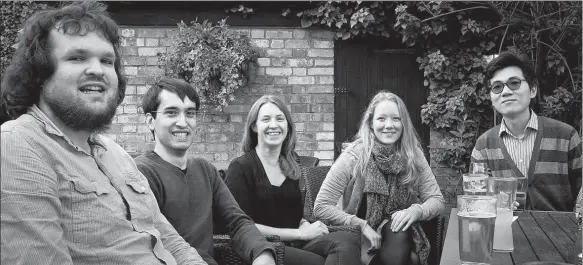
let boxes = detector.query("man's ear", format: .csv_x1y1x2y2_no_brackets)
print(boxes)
146,113,155,131
530,85,537,99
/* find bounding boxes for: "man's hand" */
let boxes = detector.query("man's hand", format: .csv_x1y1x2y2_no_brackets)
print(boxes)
252,250,275,265
512,201,520,211
390,209,420,232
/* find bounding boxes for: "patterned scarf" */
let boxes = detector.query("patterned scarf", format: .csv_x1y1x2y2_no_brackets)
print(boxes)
363,141,430,265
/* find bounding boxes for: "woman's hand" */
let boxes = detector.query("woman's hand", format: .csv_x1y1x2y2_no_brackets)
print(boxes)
390,209,420,232
362,224,382,252
298,221,329,241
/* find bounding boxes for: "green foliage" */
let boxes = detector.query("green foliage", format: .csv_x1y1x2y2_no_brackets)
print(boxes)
158,19,259,108
290,1,582,172
1,1,48,75
225,4,255,18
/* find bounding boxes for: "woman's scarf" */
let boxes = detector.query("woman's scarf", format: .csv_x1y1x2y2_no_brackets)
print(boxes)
363,141,430,265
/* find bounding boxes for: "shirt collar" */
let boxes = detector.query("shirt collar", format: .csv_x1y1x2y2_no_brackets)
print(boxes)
499,110,538,137
28,105,108,153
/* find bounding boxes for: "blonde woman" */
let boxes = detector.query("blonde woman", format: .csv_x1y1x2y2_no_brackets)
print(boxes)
225,95,360,265
313,91,445,265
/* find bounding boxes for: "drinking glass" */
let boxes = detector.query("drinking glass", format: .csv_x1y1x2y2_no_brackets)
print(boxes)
487,177,517,252
462,173,489,195
457,195,497,265
463,162,491,195
515,176,527,211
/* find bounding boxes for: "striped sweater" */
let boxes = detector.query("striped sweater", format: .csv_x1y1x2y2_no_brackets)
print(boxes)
471,116,582,211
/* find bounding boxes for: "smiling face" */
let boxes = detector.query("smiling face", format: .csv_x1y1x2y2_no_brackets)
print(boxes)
253,102,288,149
39,29,119,131
147,90,198,153
371,99,403,146
490,66,536,118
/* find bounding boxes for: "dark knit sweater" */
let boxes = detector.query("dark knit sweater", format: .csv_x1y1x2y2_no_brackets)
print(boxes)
471,116,582,211
135,151,274,265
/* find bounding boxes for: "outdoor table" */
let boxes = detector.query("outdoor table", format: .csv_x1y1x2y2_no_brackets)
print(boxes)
440,209,577,265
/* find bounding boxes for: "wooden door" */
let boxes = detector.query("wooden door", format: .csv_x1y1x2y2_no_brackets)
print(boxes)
334,39,429,158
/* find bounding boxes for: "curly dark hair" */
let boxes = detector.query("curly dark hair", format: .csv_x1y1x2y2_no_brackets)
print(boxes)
0,1,127,120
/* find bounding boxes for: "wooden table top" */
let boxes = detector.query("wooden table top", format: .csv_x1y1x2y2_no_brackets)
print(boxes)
440,209,578,265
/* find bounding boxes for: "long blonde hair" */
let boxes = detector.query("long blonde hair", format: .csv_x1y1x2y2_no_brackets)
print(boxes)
351,91,425,186
241,95,300,180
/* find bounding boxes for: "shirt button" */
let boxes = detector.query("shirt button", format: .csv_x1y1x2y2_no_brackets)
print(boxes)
141,186,146,192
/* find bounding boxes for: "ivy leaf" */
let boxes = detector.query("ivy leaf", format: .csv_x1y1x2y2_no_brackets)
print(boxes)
350,18,358,28
342,31,351,40
282,8,291,17
450,131,462,138
301,17,313,28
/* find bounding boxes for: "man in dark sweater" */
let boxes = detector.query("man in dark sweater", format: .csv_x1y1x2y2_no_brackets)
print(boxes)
471,51,582,211
134,77,276,265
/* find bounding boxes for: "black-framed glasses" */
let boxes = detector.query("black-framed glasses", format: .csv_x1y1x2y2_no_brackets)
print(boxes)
490,77,526,94
152,109,198,119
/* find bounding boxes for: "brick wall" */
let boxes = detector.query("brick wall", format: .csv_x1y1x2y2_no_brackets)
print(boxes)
108,26,336,169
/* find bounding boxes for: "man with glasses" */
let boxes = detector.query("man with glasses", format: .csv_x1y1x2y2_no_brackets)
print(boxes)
471,50,582,211
134,77,276,265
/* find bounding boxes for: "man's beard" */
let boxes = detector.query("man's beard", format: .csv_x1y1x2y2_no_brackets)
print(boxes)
45,92,119,133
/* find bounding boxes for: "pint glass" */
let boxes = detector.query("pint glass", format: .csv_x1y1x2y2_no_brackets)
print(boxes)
457,195,497,265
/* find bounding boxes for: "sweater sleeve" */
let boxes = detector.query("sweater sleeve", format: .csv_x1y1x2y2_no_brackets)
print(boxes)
407,152,445,221
210,162,275,263
313,149,367,229
568,128,582,205
135,161,165,210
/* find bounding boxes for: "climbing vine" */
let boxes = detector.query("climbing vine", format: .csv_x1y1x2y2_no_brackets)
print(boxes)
1,1,48,125
284,1,581,172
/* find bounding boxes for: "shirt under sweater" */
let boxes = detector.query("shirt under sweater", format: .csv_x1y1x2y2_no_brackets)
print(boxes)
471,115,582,211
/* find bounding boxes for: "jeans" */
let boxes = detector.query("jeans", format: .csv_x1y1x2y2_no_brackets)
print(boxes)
282,230,361,265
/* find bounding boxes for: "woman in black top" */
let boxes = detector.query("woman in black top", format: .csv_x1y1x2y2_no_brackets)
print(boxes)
225,95,360,265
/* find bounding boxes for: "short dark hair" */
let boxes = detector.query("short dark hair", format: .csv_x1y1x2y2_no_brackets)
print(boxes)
484,50,538,90
141,77,201,118
0,1,127,120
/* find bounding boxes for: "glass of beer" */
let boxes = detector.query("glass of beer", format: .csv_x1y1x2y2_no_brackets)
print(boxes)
457,195,497,265
487,177,517,252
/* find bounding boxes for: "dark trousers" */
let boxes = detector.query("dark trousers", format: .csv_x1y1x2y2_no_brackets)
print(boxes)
370,223,420,265
282,230,361,265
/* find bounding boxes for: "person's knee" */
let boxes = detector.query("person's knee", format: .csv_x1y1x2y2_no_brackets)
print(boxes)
333,231,360,249
380,225,410,243
378,230,412,265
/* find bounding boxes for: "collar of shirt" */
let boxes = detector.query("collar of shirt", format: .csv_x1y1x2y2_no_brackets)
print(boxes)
28,105,108,155
499,110,538,139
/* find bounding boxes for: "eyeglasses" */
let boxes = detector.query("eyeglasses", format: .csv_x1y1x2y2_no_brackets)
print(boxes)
151,109,197,119
490,77,526,94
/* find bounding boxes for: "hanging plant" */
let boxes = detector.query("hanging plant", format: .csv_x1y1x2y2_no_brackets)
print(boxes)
158,18,259,108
